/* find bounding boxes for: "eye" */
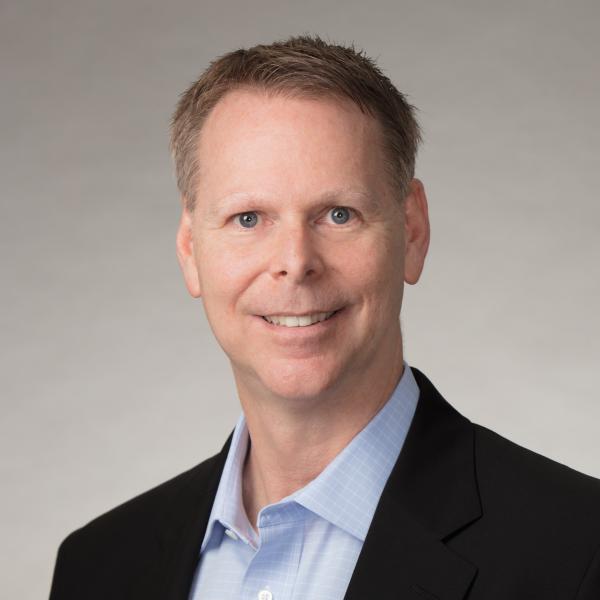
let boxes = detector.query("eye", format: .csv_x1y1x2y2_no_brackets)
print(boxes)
235,211,259,228
329,206,353,225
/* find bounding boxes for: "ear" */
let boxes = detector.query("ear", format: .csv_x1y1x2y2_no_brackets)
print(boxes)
175,204,202,298
403,178,430,285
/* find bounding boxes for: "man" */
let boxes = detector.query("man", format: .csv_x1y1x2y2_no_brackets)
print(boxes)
50,36,600,600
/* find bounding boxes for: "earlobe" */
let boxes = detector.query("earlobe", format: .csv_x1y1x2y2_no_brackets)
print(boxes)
403,178,431,285
175,206,202,298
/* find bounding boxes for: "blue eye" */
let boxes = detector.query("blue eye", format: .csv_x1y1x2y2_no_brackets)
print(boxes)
330,206,351,225
237,212,259,228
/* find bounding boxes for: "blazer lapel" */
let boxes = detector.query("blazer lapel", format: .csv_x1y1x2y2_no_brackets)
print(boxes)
153,434,233,600
344,368,482,600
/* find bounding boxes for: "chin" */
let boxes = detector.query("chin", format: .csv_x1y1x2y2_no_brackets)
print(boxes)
258,358,343,401
266,380,330,402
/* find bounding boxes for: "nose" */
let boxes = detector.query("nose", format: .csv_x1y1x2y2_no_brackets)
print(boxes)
269,221,324,284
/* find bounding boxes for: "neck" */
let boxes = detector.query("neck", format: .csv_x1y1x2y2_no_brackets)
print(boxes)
237,338,405,530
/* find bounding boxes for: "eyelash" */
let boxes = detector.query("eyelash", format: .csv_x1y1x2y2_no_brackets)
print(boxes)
232,207,357,229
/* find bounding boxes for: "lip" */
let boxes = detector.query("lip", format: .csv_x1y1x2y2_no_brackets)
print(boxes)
254,307,345,341
261,309,339,318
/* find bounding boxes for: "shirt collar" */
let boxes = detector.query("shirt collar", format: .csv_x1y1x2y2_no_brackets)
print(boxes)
200,412,255,552
293,363,419,540
200,362,420,551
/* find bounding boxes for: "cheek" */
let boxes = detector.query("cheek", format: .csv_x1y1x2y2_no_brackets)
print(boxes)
345,232,404,291
196,243,257,312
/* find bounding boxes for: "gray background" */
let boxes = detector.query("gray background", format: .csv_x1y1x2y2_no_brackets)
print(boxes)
2,1,599,597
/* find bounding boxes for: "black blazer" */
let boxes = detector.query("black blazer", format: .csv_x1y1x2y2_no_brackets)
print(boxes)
49,368,600,599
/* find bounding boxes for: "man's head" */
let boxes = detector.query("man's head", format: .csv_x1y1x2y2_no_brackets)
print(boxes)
173,36,429,405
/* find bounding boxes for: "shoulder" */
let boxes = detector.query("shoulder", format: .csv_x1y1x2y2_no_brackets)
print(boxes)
50,451,224,599
471,423,600,556
473,422,600,505
65,451,221,547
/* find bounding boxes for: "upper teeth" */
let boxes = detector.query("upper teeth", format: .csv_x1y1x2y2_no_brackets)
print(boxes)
264,311,336,327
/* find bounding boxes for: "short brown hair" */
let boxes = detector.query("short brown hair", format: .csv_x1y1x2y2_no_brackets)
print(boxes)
170,35,421,212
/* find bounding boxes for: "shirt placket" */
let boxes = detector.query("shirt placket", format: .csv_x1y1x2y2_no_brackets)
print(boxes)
241,505,304,600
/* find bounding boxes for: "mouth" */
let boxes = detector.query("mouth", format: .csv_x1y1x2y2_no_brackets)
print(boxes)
260,308,343,328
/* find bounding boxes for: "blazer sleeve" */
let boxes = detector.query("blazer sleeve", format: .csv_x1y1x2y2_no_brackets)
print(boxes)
576,544,600,599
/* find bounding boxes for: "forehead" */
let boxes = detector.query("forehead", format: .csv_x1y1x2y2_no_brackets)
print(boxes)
194,89,391,205
201,87,375,139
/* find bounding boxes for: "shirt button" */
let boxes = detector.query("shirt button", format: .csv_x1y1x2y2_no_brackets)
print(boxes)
224,529,238,541
257,590,273,600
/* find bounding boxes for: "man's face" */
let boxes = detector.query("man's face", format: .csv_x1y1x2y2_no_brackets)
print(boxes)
177,90,429,402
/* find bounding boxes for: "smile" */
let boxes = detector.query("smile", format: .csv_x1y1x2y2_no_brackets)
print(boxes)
261,310,340,327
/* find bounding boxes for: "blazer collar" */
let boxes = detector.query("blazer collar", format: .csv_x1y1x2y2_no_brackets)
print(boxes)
154,367,482,600
343,367,482,600
155,434,233,600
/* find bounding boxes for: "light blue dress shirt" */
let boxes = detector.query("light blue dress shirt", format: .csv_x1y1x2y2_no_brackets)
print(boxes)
188,363,420,600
